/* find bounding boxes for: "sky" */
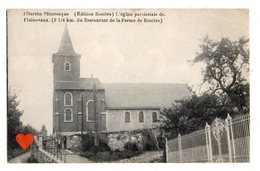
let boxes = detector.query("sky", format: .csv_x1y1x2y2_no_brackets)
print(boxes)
7,9,249,133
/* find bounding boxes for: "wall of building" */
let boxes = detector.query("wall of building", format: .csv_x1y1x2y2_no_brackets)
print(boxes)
52,54,81,81
106,109,161,132
53,89,105,134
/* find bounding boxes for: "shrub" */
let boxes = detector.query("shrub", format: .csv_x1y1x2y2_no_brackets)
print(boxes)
81,134,94,151
98,141,111,152
141,129,166,151
124,142,139,151
80,133,110,152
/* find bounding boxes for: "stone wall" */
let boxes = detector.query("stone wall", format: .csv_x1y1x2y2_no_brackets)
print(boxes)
106,109,161,132
107,131,143,151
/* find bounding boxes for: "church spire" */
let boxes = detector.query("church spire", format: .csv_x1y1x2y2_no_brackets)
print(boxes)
57,24,75,54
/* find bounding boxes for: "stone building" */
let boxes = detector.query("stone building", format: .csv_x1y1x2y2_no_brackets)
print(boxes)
52,25,192,137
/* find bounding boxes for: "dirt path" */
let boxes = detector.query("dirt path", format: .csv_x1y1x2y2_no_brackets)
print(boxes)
63,149,93,163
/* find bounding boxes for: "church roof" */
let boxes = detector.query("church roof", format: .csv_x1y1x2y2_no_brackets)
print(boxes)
54,78,104,90
57,25,75,54
103,83,192,109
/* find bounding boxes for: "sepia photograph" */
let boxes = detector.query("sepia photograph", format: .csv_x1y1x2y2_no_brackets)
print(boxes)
7,9,249,163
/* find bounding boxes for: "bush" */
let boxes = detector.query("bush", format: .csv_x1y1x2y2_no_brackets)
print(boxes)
80,133,110,153
97,141,111,152
124,142,139,151
139,129,166,151
81,134,94,151
141,130,158,151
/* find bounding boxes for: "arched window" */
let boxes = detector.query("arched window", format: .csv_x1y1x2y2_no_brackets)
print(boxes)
64,62,71,71
152,112,157,123
86,100,95,121
139,112,144,123
64,108,73,122
125,112,130,123
64,92,73,106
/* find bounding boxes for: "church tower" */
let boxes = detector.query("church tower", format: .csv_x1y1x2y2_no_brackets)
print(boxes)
52,25,106,137
52,25,81,135
52,25,81,81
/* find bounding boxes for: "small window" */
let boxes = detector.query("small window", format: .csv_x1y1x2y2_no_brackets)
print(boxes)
139,112,144,123
152,112,157,123
125,112,130,123
64,62,71,71
64,92,73,106
64,108,73,122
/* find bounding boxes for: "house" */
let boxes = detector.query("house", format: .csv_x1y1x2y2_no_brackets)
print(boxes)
52,25,192,137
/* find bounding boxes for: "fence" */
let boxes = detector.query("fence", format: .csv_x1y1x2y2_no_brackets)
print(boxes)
30,137,71,163
30,141,64,163
166,114,250,163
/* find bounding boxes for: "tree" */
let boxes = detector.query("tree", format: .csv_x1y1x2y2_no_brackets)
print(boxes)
7,88,23,150
40,124,47,140
193,37,249,113
20,124,39,137
8,88,40,160
161,93,233,139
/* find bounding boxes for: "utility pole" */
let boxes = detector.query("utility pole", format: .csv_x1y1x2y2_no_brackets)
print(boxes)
81,93,84,145
58,99,61,140
93,84,100,146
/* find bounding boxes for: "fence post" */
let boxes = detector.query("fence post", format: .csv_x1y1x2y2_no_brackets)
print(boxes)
165,137,168,163
205,123,213,162
178,133,182,162
225,114,232,162
227,114,236,162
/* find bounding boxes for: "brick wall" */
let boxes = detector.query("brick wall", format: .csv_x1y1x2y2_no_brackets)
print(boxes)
52,53,81,81
53,89,105,133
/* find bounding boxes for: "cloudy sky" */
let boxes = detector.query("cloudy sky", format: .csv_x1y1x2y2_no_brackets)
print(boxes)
8,9,248,133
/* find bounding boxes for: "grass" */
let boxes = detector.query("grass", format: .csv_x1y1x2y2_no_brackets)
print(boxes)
7,148,28,161
76,150,143,162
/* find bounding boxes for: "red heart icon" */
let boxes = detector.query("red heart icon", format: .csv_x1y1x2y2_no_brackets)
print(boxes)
16,133,34,150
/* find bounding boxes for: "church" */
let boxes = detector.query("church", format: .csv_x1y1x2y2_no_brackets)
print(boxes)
52,25,192,137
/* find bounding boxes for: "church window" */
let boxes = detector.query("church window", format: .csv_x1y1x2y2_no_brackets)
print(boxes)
86,100,95,121
152,112,158,123
64,108,73,122
139,112,144,123
64,92,73,106
125,112,130,123
64,62,71,71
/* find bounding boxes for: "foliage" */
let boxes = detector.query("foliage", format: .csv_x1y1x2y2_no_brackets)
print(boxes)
194,36,249,113
140,129,165,151
40,125,47,135
160,37,250,139
7,88,23,150
19,124,39,137
80,132,110,152
7,88,39,160
124,142,139,151
161,93,238,139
